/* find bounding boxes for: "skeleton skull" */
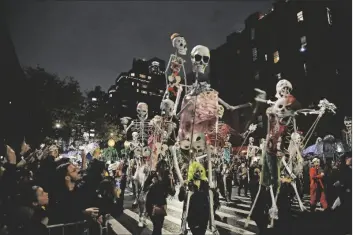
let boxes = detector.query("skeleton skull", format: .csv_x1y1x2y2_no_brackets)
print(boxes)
275,79,293,99
192,132,206,153
160,99,175,117
344,116,352,128
291,132,302,145
171,33,187,55
218,105,225,118
180,134,192,150
273,97,293,118
191,45,210,74
249,137,254,145
142,146,151,157
137,102,148,120
132,132,139,141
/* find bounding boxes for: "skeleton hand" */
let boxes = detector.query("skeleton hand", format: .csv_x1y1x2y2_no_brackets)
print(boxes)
290,173,296,180
269,206,279,220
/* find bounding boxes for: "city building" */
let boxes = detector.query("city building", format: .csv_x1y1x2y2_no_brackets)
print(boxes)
108,57,166,119
210,0,351,139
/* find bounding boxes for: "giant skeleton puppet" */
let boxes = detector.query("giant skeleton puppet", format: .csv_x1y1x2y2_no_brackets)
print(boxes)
122,102,152,227
163,33,188,101
247,79,336,228
342,116,352,151
170,45,251,235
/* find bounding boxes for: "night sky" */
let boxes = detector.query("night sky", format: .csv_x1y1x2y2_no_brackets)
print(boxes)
4,0,272,91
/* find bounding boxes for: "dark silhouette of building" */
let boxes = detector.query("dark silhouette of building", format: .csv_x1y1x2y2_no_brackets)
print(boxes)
108,57,166,119
210,0,351,139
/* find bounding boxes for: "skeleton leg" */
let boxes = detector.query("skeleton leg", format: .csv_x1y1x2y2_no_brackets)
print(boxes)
171,145,184,185
206,145,218,235
245,184,262,228
269,185,279,220
138,191,147,227
181,190,193,235
291,180,306,211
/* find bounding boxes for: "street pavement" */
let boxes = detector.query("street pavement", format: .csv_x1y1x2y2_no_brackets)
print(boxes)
109,185,324,235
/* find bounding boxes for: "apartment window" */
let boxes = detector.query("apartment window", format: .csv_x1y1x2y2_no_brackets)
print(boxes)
251,28,255,40
148,76,151,80
254,72,260,80
276,73,282,80
252,48,258,61
141,90,147,94
142,84,148,88
303,63,307,75
264,54,268,61
336,69,339,75
132,82,134,86
326,7,332,25
297,11,304,22
130,73,135,77
137,83,139,87
136,89,139,92
273,51,280,63
159,90,164,93
139,74,146,79
300,36,307,52
109,94,113,98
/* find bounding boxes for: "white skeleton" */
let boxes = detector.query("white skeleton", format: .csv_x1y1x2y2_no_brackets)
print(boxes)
170,45,251,235
247,80,336,228
163,33,188,100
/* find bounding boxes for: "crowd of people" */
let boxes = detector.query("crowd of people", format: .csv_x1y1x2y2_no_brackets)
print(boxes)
0,141,124,235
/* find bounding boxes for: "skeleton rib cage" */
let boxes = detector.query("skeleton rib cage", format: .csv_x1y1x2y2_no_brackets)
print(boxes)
130,120,152,146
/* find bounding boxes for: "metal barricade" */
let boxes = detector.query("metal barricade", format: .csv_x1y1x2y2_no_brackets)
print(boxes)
46,218,112,235
46,220,90,235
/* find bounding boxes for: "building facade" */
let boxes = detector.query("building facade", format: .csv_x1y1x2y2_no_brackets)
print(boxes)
210,0,351,139
108,57,166,119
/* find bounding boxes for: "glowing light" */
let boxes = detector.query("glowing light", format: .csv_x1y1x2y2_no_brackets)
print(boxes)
55,123,61,128
300,47,306,52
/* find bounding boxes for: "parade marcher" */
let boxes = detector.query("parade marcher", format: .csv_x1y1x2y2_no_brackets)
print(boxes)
309,158,328,211
237,163,249,197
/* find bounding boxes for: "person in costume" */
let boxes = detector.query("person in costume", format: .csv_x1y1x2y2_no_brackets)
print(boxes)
309,158,328,211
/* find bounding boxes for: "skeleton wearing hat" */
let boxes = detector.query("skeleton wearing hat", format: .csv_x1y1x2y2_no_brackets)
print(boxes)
163,33,188,100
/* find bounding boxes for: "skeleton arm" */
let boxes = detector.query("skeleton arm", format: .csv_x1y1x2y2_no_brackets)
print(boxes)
281,157,296,180
163,54,174,99
125,121,135,133
173,85,183,116
218,97,252,111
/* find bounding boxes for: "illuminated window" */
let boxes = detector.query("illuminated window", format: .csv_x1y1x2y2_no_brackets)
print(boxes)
159,90,164,93
139,74,146,79
326,7,332,25
265,54,268,61
251,28,255,40
273,51,280,63
147,76,151,79
92,97,97,102
132,82,134,85
304,63,307,75
252,48,258,61
141,90,147,94
130,73,135,77
297,11,304,22
300,36,307,52
136,89,139,92
254,72,260,80
276,73,282,80
142,84,148,88
109,94,113,98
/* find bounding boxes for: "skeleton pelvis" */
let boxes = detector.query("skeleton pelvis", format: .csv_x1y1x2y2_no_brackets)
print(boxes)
168,74,181,84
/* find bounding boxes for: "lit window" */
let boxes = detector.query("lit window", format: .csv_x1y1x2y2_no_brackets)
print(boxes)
265,54,268,61
251,28,255,40
137,83,139,87
326,7,332,25
303,63,307,75
276,73,282,79
92,97,97,101
254,72,260,80
141,90,147,94
109,94,113,98
336,69,339,75
130,73,135,77
139,74,146,79
297,11,304,22
300,36,307,52
273,51,280,63
132,82,134,85
136,89,139,92
142,84,148,88
159,90,164,93
148,76,151,79
252,48,258,61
